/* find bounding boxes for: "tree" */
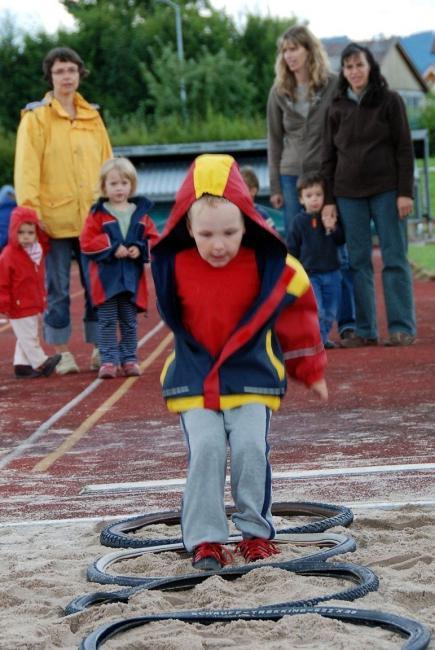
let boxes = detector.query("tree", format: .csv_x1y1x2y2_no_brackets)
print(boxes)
0,16,56,131
143,45,256,119
238,14,295,112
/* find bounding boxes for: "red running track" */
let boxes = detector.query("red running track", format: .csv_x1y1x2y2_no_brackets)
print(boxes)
0,256,434,523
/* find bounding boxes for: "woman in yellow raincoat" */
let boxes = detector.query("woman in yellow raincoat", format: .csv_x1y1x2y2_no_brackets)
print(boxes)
14,47,113,374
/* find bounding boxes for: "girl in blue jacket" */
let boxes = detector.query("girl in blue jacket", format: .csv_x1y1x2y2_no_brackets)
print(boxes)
80,158,159,378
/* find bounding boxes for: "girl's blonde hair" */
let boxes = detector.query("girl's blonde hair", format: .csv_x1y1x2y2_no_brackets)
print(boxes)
273,25,330,100
99,157,138,196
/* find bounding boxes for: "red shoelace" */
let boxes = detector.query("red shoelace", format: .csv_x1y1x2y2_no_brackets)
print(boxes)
236,538,280,562
193,542,234,566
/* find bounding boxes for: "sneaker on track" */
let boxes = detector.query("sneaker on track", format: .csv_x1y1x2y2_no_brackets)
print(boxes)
122,361,141,377
56,351,80,375
90,347,101,370
98,362,118,379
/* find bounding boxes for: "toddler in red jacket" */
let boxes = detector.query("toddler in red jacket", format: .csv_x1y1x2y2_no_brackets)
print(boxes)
0,206,61,377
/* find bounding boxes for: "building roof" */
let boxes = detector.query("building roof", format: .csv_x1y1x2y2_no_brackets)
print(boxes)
115,141,270,202
400,31,435,76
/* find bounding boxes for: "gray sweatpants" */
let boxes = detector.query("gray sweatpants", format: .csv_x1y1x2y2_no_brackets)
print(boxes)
180,403,274,552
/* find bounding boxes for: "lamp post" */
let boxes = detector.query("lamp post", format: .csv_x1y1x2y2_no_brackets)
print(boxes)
156,0,187,117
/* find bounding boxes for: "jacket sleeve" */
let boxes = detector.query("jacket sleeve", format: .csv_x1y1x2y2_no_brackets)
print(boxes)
144,216,160,246
126,214,160,262
14,111,45,217
286,218,302,258
0,252,11,315
99,118,113,162
267,87,284,197
389,92,414,198
320,105,338,205
331,219,346,245
80,212,115,262
274,257,326,387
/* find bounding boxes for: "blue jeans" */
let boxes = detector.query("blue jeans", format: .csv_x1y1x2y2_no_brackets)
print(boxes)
280,175,302,239
337,244,356,334
309,270,341,344
337,191,416,339
97,294,138,365
43,237,97,345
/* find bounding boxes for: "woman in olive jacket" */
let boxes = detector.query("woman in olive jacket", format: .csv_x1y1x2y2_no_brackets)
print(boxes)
267,25,337,238
321,42,416,348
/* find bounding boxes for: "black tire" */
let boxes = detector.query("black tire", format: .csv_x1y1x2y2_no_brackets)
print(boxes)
99,501,354,549
79,606,431,650
66,560,378,614
87,533,356,587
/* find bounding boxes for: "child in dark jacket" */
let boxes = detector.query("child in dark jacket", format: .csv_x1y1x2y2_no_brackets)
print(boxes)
0,206,61,377
0,185,16,252
80,158,159,379
287,172,345,349
240,165,276,230
151,154,327,572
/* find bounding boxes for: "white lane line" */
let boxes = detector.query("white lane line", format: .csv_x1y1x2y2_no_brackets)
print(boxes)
80,462,435,494
1,499,434,528
0,321,165,470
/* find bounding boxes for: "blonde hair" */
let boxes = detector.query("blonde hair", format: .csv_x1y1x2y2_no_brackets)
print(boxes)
188,194,238,220
274,25,330,100
99,157,138,196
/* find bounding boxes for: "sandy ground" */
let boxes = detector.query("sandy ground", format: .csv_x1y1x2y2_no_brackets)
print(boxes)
1,505,433,649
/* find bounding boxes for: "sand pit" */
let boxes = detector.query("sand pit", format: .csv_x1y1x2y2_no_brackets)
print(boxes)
1,504,433,649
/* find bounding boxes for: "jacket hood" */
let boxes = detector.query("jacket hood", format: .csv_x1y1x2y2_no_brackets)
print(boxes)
152,154,286,255
8,206,47,249
22,92,102,121
0,185,15,205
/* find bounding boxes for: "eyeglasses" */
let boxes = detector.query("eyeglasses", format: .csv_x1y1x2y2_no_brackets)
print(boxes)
52,66,79,76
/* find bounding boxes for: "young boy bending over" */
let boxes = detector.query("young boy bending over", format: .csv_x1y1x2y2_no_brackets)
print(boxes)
151,154,327,571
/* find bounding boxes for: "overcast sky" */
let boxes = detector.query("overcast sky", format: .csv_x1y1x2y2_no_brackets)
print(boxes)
0,0,434,39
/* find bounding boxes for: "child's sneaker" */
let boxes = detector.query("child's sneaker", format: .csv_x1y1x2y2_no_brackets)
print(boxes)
98,362,118,379
39,354,62,377
122,361,141,377
192,543,234,571
236,538,280,563
14,364,34,378
90,347,101,370
56,351,80,375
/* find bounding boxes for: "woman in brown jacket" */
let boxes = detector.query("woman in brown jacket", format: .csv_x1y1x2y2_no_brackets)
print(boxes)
322,43,416,347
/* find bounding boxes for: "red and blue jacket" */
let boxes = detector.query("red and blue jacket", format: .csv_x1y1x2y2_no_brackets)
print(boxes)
80,197,159,310
0,206,48,319
151,154,326,413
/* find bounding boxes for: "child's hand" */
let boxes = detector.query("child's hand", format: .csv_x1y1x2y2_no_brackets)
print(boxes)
115,244,129,258
321,213,336,233
310,379,328,401
127,245,140,259
270,193,284,209
322,213,337,230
